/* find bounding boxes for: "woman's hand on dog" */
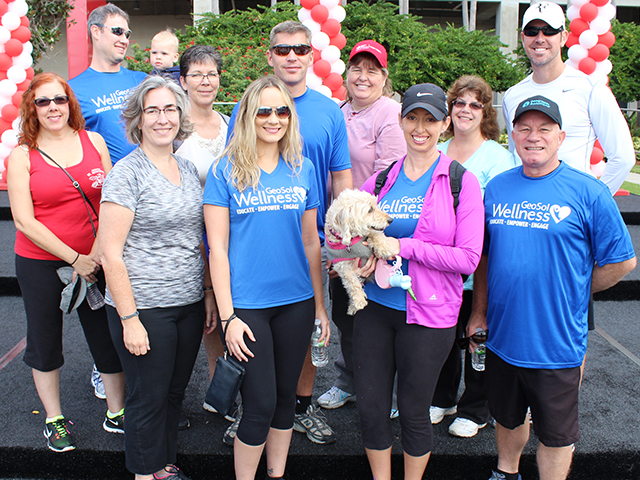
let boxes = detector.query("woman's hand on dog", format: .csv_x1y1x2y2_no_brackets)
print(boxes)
354,254,377,278
226,317,256,362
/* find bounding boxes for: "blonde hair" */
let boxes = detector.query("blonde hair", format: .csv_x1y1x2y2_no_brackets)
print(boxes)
220,76,303,192
152,28,179,52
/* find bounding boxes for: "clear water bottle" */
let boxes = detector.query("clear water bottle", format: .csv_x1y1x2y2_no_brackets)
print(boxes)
86,282,106,310
471,328,487,372
310,319,328,367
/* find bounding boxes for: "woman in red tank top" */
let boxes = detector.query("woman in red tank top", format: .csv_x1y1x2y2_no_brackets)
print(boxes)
6,73,125,453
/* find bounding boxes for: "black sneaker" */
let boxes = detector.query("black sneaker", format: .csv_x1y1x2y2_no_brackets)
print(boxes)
43,417,75,452
153,464,192,479
103,410,124,434
178,411,190,430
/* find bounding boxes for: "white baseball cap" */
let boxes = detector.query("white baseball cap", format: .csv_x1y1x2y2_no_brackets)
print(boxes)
522,2,566,30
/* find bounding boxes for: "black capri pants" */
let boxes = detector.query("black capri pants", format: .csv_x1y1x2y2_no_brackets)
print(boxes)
234,298,315,446
16,254,122,374
353,300,455,456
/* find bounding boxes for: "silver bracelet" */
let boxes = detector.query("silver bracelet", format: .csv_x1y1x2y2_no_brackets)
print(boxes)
120,311,139,321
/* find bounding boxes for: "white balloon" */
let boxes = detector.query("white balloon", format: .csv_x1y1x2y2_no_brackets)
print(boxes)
8,0,28,16
566,5,580,22
0,143,11,159
330,59,346,75
571,0,590,7
316,84,333,98
6,65,25,84
579,30,598,49
589,17,611,35
328,5,346,22
591,160,606,178
321,45,341,63
0,79,17,97
1,12,21,31
22,41,32,55
565,58,579,70
306,71,323,90
0,44,5,54
298,7,311,23
311,31,330,51
1,129,18,148
598,3,616,21
302,19,321,35
596,58,613,75
568,44,589,62
12,116,21,131
13,51,32,68
320,0,340,9
0,26,10,45
331,97,341,104
0,96,10,109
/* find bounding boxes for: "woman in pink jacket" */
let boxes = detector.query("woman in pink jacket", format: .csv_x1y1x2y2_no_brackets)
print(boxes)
354,83,484,480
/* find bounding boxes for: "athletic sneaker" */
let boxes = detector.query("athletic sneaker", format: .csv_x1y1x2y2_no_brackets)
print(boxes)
448,417,486,437
91,364,106,400
203,401,236,422
293,404,336,444
103,410,125,434
223,405,243,446
429,405,457,424
488,470,522,480
153,464,192,479
43,417,75,452
317,386,356,409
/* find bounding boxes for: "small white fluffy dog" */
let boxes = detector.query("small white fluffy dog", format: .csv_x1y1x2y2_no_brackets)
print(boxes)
325,189,395,315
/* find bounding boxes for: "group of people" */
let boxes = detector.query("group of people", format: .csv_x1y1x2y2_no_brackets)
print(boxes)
6,2,637,480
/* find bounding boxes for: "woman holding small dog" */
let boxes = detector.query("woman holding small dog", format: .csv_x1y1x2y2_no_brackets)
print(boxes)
204,75,329,480
354,83,485,480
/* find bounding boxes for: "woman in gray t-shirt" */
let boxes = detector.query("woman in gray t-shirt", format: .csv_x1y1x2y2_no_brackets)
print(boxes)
99,76,215,480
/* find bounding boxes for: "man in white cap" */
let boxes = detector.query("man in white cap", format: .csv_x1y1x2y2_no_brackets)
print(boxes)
502,1,634,196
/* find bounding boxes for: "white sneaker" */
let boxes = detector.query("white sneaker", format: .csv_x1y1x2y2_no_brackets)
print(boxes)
91,365,106,400
317,386,356,409
429,405,457,424
448,417,487,437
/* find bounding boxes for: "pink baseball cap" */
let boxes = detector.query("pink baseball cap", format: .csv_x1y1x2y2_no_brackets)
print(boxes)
349,40,388,68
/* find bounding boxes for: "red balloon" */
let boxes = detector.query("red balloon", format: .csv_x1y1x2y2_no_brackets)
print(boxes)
16,78,29,90
310,4,329,24
312,47,321,63
598,31,615,48
11,26,30,43
588,44,609,62
0,118,10,132
313,59,331,78
11,90,23,108
579,3,598,22
4,39,23,57
2,104,18,122
0,71,7,81
569,18,589,37
25,67,34,80
594,139,602,150
334,85,347,101
300,0,319,9
590,146,604,165
20,15,28,28
578,57,597,75
0,0,7,16
565,32,579,48
321,18,341,38
329,32,347,50
324,72,343,91
590,0,609,6
0,53,11,70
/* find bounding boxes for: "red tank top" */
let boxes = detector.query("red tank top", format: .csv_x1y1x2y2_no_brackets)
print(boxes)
14,130,105,260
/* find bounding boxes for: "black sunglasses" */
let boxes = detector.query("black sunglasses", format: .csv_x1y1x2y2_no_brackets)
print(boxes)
452,99,484,111
522,25,563,37
271,44,312,57
256,105,291,119
34,95,70,108
455,329,488,350
95,24,132,39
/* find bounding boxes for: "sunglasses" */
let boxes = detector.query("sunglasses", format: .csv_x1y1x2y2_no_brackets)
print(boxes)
271,44,312,57
522,25,563,37
455,330,488,350
256,105,291,119
95,24,132,39
452,99,484,111
34,95,70,108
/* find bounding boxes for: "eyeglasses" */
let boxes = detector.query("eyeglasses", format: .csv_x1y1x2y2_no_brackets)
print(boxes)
95,24,132,39
256,105,291,119
452,99,484,111
143,105,180,117
34,95,70,108
271,44,312,57
522,25,563,37
185,72,219,82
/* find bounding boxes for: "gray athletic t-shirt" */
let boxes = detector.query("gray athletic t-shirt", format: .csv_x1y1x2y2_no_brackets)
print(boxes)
101,147,205,309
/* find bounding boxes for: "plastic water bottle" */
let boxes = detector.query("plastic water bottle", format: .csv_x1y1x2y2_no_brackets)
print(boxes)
310,319,328,367
471,328,487,372
86,282,106,310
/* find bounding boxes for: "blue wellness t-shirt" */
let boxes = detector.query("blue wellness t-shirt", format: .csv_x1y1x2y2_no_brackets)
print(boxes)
203,156,320,309
484,162,635,369
69,67,147,164
366,159,438,310
228,88,350,243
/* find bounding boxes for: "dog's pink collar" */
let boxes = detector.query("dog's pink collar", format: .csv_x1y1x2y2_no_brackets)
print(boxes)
331,257,363,266
326,236,363,251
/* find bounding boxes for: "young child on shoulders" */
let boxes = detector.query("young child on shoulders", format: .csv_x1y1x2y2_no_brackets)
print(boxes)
150,29,180,84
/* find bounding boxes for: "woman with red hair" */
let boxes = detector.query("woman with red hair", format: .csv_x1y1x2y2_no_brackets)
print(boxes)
6,72,125,452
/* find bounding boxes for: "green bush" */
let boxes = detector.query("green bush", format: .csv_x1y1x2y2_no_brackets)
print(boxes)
609,20,640,104
27,0,74,68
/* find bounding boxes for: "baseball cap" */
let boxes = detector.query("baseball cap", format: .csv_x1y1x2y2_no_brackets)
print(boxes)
401,83,448,121
513,95,562,129
349,40,388,69
522,2,566,30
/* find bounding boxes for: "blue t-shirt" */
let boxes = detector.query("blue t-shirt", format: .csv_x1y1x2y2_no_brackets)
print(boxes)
203,156,320,309
366,159,439,310
69,67,148,164
228,88,350,243
484,161,635,369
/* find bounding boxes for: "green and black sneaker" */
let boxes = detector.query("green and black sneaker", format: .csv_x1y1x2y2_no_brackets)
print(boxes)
43,416,75,452
103,408,125,434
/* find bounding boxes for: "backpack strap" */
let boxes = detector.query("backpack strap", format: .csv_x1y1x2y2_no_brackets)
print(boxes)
449,159,466,212
374,161,397,196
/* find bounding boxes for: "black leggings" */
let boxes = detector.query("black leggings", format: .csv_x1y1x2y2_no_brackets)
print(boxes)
234,298,315,446
353,301,455,456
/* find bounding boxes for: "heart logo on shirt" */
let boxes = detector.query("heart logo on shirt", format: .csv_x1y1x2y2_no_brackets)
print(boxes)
293,186,307,203
550,205,571,223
